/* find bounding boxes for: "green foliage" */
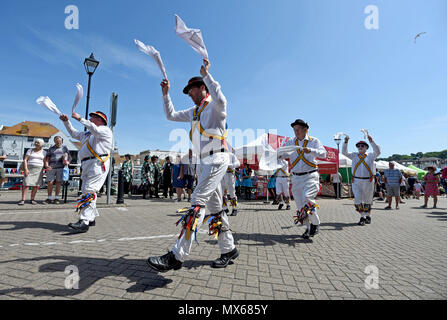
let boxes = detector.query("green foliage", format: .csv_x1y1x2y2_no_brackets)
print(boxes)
379,150,447,161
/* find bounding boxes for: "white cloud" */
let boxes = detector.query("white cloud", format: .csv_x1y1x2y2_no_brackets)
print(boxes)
19,26,161,78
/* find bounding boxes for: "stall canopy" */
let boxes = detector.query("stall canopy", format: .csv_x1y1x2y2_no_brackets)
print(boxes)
407,165,427,180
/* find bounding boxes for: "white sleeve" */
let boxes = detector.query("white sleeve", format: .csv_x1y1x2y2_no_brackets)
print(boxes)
203,73,227,108
342,141,354,159
79,118,112,140
370,140,381,159
162,94,193,122
309,138,327,158
63,120,85,141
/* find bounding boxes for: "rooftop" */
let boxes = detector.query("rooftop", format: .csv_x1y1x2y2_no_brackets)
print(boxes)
0,121,59,138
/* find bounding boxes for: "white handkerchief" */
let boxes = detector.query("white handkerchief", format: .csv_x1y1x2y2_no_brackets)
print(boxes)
134,39,168,80
174,14,209,59
335,132,349,140
36,96,62,116
72,83,83,113
360,129,369,140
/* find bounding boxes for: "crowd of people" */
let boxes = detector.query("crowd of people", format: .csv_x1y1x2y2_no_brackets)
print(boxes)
373,163,444,209
119,148,260,203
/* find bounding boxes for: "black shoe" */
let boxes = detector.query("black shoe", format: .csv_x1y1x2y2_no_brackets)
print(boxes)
358,217,366,226
146,251,183,273
365,216,371,224
286,204,291,210
278,204,284,210
212,248,239,268
309,224,319,237
224,208,230,214
89,220,96,227
302,229,310,239
231,209,238,216
68,220,89,233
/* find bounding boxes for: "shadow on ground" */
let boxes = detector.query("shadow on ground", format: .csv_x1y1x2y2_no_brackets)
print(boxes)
204,232,313,248
0,221,71,233
0,255,174,298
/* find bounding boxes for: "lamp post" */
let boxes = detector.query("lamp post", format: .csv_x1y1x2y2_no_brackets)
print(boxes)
334,136,342,199
83,53,100,131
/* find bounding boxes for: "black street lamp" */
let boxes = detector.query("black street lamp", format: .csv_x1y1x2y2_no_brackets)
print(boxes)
83,53,100,131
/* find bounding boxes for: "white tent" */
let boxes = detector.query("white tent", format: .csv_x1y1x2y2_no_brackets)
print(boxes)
391,161,418,175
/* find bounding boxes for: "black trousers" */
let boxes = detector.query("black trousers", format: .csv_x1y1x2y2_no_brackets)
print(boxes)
150,181,160,197
124,180,131,194
268,188,277,200
163,180,174,198
333,183,341,199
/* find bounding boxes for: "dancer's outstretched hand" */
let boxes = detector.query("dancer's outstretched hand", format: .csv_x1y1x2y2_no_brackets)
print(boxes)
200,59,210,77
344,136,349,144
72,112,81,121
161,79,170,96
60,114,69,122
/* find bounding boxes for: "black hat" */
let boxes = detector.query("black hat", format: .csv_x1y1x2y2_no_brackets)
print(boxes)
290,119,309,129
183,77,206,94
144,155,150,161
355,141,369,149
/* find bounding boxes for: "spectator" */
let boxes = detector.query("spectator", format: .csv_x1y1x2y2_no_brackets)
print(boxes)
121,154,133,197
383,162,403,210
235,167,242,198
421,166,440,208
330,171,342,199
241,163,253,200
180,149,196,202
442,166,447,198
148,155,162,198
400,174,408,201
162,156,174,199
267,173,278,205
375,171,384,200
43,136,70,204
0,148,7,190
19,139,47,205
141,155,150,199
172,155,186,202
414,180,423,200
407,174,417,199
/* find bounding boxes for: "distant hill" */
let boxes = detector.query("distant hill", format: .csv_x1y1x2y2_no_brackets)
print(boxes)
378,150,447,162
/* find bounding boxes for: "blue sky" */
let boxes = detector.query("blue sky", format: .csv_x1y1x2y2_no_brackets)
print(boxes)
0,0,446,157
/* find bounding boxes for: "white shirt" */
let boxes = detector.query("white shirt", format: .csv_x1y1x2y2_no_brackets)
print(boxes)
163,73,227,162
281,134,327,174
64,118,113,161
26,149,47,167
331,172,342,183
275,159,290,177
342,140,380,178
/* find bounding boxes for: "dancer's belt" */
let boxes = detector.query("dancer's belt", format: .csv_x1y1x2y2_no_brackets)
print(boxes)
292,169,318,176
353,176,371,180
199,148,226,159
81,154,109,163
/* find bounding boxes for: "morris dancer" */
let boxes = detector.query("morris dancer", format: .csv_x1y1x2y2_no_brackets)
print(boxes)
274,158,291,210
60,111,113,233
147,59,238,272
280,119,326,240
342,135,381,225
221,152,240,216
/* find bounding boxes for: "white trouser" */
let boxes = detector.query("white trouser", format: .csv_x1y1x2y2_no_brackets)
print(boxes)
79,159,110,223
222,172,236,199
172,153,235,262
276,177,290,203
291,172,321,228
352,178,374,217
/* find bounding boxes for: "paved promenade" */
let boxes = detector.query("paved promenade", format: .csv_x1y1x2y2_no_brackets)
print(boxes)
0,190,446,300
